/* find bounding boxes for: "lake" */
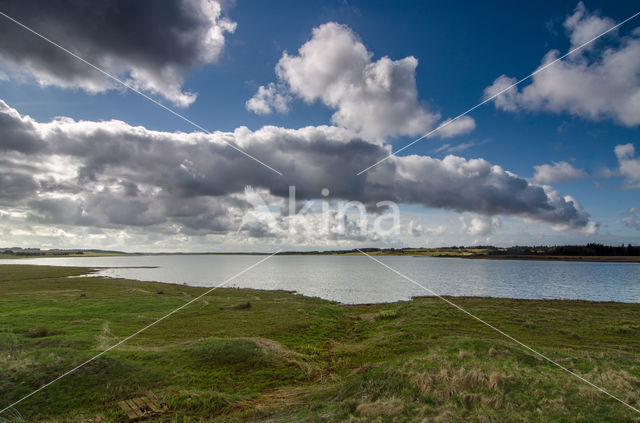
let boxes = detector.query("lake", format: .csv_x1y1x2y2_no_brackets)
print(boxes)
1,255,638,304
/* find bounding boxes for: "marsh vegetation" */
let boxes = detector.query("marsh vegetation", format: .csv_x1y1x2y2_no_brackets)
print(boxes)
1,265,640,422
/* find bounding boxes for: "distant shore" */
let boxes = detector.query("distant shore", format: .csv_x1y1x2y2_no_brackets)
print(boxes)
2,251,639,263
434,254,640,263
3,243,639,263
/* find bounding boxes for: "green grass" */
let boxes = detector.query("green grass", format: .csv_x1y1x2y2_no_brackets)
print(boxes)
1,264,640,422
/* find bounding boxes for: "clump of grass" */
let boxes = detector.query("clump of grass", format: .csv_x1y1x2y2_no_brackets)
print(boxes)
164,390,230,416
0,327,19,353
457,350,474,360
0,407,25,422
607,324,639,334
459,392,481,408
23,326,57,338
355,397,404,417
231,302,252,310
487,371,504,393
406,364,505,409
378,309,398,319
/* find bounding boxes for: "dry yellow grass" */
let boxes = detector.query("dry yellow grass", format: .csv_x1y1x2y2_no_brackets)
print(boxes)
355,397,404,417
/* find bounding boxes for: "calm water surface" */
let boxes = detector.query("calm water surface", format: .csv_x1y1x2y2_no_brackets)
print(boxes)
1,255,638,304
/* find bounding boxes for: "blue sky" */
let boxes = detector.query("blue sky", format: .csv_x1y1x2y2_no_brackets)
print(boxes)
0,0,638,251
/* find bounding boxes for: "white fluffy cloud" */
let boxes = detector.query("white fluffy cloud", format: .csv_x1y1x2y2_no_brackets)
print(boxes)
533,161,588,184
484,2,640,126
0,0,236,107
424,225,447,236
563,2,616,49
460,215,502,236
245,83,291,115
426,116,476,139
613,143,640,188
247,22,473,141
404,220,448,238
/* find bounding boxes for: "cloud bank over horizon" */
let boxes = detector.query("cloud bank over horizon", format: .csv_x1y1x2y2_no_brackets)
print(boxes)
0,98,595,248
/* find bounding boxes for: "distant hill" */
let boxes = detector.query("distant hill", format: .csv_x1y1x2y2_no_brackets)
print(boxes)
0,248,129,257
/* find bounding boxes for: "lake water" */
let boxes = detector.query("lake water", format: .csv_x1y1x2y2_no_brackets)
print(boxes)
1,255,638,304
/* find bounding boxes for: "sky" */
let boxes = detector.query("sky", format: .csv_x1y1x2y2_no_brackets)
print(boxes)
0,0,639,252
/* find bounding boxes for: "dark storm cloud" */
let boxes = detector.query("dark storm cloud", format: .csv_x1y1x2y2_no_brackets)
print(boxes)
367,156,591,228
0,171,39,204
0,101,44,153
29,192,166,227
28,197,96,226
0,0,236,106
0,99,594,234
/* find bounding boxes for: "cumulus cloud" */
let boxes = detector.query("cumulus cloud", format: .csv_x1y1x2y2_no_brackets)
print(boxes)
0,0,236,107
424,225,447,236
404,220,423,237
0,98,594,244
245,83,291,115
610,143,640,188
533,161,588,183
460,215,502,236
622,207,640,230
426,116,476,139
402,220,448,238
484,2,640,126
247,22,473,141
563,2,616,49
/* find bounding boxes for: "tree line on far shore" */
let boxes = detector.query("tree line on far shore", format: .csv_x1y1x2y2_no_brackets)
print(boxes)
485,243,640,257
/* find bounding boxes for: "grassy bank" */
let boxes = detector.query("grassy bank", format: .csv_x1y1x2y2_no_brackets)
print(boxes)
1,265,640,422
